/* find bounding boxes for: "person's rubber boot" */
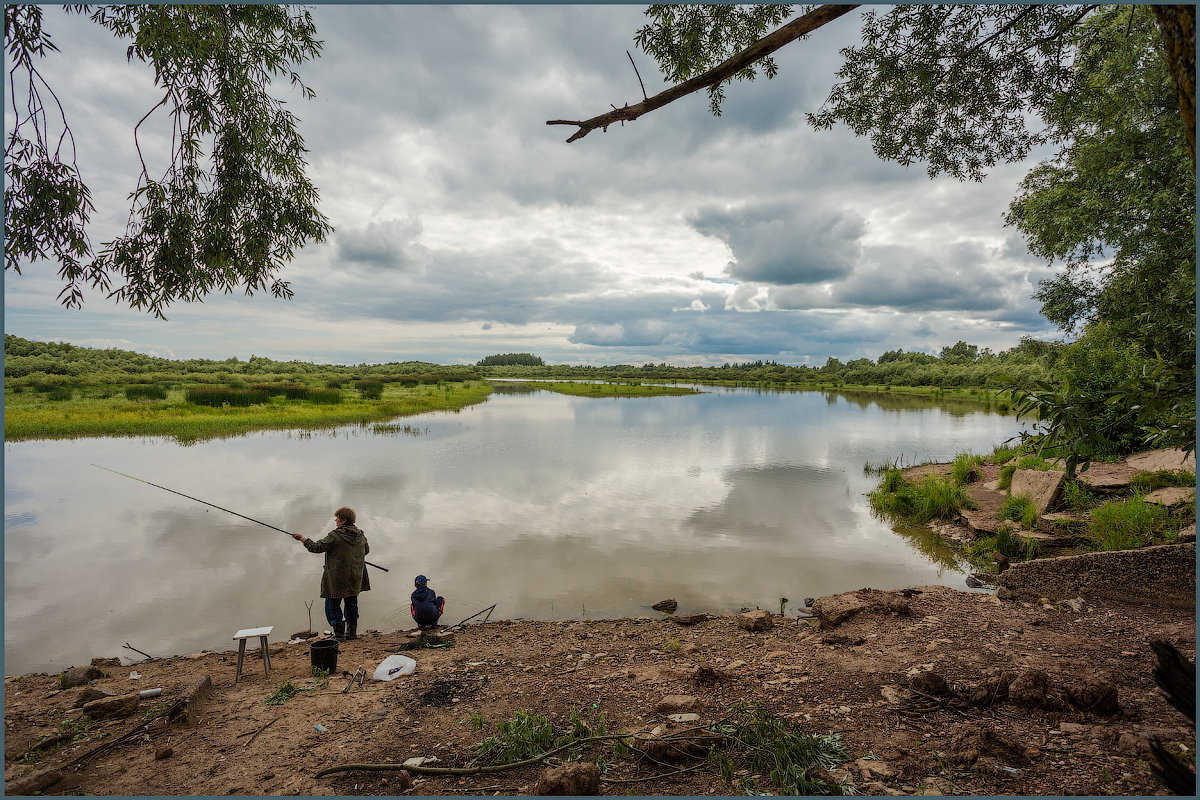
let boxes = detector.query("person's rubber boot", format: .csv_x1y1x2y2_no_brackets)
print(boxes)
332,622,346,642
345,622,358,641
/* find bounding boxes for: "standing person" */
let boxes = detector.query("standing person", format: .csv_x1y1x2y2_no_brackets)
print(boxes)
410,574,445,629
293,507,370,642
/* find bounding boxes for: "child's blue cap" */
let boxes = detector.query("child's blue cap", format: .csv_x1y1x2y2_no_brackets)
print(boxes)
414,574,428,585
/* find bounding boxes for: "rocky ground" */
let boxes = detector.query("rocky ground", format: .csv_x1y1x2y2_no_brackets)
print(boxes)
4,584,1195,797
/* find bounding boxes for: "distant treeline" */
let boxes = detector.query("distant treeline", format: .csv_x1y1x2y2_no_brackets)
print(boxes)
4,335,1054,391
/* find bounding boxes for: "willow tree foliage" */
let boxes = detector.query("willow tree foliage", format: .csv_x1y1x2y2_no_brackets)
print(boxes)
4,4,332,318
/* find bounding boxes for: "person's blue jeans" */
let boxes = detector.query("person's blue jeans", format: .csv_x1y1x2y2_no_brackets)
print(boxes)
325,596,359,627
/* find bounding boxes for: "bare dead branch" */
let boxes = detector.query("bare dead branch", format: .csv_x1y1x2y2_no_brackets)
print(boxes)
627,50,647,101
548,4,859,142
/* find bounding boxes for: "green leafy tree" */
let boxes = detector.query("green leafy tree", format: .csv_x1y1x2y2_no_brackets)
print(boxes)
4,4,332,317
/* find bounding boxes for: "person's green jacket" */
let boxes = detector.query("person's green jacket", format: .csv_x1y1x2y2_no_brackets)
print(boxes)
303,524,370,598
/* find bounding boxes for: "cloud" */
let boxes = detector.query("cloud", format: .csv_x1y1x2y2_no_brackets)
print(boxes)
335,217,428,271
688,201,867,285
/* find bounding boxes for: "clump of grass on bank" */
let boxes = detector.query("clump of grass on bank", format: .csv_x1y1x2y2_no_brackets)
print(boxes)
1090,496,1167,551
869,470,968,524
1129,469,1196,493
951,452,985,485
1000,493,1038,529
1060,480,1097,512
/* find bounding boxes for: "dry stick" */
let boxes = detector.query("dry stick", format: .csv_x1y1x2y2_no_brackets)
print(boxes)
123,642,154,660
547,4,859,142
314,732,635,779
244,717,277,746
600,763,707,785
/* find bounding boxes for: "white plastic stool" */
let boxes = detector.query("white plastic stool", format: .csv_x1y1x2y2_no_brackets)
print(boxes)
233,626,274,682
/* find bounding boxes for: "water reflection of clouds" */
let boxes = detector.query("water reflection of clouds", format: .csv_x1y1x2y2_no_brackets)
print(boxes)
4,388,1022,674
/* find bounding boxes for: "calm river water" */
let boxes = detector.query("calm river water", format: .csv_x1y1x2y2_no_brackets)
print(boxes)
4,385,1021,675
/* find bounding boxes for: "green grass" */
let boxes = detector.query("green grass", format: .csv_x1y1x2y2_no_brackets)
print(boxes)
990,442,1023,464
5,380,493,444
1016,454,1051,470
997,463,1017,491
1129,469,1196,494
1060,480,1097,512
1090,496,1168,551
710,702,854,796
951,452,985,485
967,524,1029,563
523,381,701,398
869,472,969,524
1000,493,1038,528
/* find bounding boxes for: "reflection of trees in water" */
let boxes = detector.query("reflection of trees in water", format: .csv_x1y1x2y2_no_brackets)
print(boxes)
889,523,965,576
823,389,999,416
488,382,544,395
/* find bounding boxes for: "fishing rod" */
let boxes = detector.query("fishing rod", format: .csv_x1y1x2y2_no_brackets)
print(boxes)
91,464,389,572
441,603,497,632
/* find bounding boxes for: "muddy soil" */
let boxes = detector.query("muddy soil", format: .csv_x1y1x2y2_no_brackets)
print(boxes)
4,586,1194,796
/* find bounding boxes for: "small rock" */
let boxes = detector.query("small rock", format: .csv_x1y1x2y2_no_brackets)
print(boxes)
667,713,700,723
81,692,140,720
534,761,600,795
803,597,815,607
1118,732,1151,755
655,695,698,713
727,660,748,670
155,745,174,760
59,665,104,688
651,599,678,614
856,758,897,778
1057,722,1088,734
880,685,904,704
737,609,773,632
1063,598,1085,613
910,670,949,696
965,576,983,589
90,657,121,667
679,643,697,654
392,771,413,792
73,685,123,707
5,768,63,795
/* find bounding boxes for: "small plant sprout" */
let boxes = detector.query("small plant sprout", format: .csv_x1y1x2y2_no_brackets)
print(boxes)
779,597,788,616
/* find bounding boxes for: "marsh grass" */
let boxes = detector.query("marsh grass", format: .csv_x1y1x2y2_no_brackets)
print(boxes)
533,381,700,398
1000,494,1038,528
5,381,493,444
1090,496,1167,551
869,472,968,524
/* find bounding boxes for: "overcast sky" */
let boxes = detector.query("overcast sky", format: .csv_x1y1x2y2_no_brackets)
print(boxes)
3,5,1065,367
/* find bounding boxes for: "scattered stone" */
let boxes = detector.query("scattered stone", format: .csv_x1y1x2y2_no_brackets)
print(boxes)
1179,524,1197,543
910,670,949,696
655,695,698,713
880,685,904,704
1117,732,1151,756
802,597,815,607
1146,487,1195,508
1063,597,1086,613
534,760,601,794
81,692,140,720
178,675,214,726
1057,722,1088,734
993,552,1010,573
1008,669,1069,711
737,609,773,631
5,768,63,796
651,599,678,614
90,657,121,667
965,575,984,588
1066,678,1120,714
59,665,104,688
821,633,864,647
1009,469,1066,515
812,589,911,628
668,713,700,723
631,727,721,764
727,660,748,671
391,771,413,792
668,613,711,626
855,758,897,778
679,643,697,654
948,722,1030,767
155,745,174,760
73,685,123,707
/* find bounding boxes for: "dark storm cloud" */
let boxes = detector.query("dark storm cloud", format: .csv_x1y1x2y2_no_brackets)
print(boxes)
828,243,1009,311
335,217,428,271
688,201,866,285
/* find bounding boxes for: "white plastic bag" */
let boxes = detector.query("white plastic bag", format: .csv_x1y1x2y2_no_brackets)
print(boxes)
372,653,416,681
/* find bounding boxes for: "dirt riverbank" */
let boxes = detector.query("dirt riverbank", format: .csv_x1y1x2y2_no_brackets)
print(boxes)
4,584,1194,796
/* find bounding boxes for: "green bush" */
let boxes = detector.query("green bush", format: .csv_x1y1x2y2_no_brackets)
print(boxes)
1090,496,1167,551
306,388,343,404
1000,493,1038,528
355,379,383,400
125,384,168,401
281,384,310,400
45,386,73,401
185,386,270,407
